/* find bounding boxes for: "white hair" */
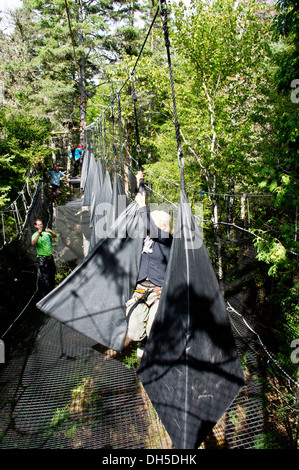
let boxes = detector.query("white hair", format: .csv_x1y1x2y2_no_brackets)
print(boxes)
150,210,173,235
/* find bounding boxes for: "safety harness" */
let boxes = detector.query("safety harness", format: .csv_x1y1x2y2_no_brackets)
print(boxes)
126,286,161,322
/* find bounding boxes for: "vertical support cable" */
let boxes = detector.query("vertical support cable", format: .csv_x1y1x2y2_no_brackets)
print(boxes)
160,0,185,191
26,177,33,201
117,93,125,183
91,125,96,157
1,212,6,245
11,204,19,234
130,71,144,193
13,201,23,231
130,71,142,171
95,121,100,158
111,102,117,162
247,196,250,230
103,113,108,170
21,191,28,213
98,118,103,161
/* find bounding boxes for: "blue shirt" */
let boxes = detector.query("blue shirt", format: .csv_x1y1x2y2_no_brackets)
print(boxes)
74,147,84,160
48,170,65,186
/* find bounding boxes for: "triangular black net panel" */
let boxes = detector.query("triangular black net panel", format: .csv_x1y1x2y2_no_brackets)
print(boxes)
54,200,87,265
89,170,112,250
90,171,129,250
80,147,90,192
89,161,105,228
82,153,96,206
137,190,245,449
111,171,129,225
37,202,145,352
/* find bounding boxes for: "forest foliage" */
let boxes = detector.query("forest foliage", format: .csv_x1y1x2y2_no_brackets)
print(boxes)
0,0,298,432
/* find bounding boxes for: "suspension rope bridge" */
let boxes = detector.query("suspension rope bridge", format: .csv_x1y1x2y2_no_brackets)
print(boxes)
0,0,298,450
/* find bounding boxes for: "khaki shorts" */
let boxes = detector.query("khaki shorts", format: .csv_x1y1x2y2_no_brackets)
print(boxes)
126,284,161,342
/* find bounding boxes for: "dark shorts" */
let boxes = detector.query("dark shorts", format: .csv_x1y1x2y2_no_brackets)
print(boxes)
37,255,56,294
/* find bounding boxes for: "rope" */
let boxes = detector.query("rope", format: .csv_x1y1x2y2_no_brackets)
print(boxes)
227,302,299,388
1,212,6,245
159,0,185,191
103,114,108,169
117,93,125,182
109,101,117,163
131,72,142,162
130,71,145,194
84,6,160,132
130,71,142,167
0,268,40,340
99,118,104,158
131,6,160,78
0,168,39,250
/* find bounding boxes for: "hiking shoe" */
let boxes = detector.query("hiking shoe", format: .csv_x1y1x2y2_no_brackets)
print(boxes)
136,346,144,359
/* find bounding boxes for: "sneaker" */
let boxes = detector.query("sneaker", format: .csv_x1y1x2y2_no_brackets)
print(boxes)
136,346,144,359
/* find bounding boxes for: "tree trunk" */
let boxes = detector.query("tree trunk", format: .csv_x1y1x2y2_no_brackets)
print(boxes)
227,176,235,237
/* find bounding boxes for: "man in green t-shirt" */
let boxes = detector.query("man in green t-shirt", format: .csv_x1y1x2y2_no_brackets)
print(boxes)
32,218,57,295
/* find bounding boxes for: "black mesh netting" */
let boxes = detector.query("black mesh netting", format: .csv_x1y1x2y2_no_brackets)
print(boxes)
0,316,172,449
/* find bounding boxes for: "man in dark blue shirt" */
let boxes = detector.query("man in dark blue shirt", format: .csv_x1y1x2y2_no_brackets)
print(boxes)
126,172,173,357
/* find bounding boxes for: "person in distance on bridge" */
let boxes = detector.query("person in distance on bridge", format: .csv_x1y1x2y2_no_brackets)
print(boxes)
47,165,69,200
73,145,84,178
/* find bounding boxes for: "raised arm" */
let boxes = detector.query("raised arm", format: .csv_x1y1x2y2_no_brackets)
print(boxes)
45,228,58,238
